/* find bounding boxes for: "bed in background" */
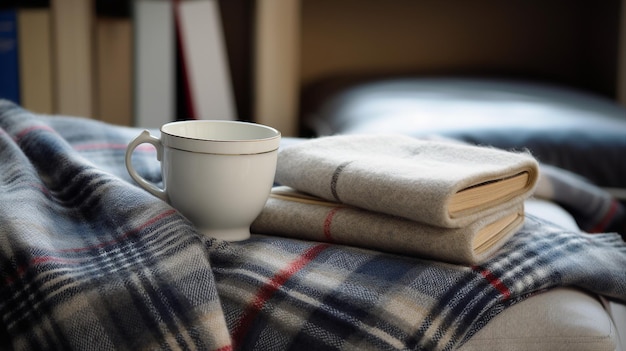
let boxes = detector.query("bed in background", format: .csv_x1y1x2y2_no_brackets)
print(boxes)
301,77,626,197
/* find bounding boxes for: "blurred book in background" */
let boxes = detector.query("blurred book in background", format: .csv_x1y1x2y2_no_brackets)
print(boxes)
175,0,235,121
0,6,20,105
95,0,133,126
17,0,53,114
51,0,94,118
133,0,176,129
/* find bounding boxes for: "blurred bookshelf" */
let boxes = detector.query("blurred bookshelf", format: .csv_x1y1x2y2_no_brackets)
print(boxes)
0,0,253,128
3,0,623,132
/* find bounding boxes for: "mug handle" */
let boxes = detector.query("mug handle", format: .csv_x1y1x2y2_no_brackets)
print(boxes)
125,130,169,202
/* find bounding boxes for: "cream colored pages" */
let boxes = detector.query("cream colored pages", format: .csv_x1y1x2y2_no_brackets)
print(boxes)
450,171,531,216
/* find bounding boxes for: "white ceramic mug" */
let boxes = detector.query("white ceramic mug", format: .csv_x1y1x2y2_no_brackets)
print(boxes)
125,120,281,241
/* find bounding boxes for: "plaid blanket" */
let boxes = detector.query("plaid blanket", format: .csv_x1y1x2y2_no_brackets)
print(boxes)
1,100,625,351
534,163,626,235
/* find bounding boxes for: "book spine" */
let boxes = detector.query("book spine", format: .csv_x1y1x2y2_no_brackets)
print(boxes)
0,8,21,105
17,4,54,114
94,0,133,125
175,0,236,121
51,0,95,118
173,0,194,120
133,0,176,128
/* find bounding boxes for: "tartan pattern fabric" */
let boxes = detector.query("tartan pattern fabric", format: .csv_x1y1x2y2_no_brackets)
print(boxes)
0,102,231,350
211,218,626,351
1,100,625,350
535,164,626,235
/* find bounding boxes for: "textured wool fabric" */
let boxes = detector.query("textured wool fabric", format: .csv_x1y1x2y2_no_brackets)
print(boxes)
534,164,626,235
252,187,524,265
1,100,626,351
0,102,231,351
275,134,539,228
212,217,626,351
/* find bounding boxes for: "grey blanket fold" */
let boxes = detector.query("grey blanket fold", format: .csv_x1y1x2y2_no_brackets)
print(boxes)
275,134,539,228
252,186,525,265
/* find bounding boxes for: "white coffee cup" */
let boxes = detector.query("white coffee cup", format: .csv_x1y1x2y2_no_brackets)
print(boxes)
125,120,281,241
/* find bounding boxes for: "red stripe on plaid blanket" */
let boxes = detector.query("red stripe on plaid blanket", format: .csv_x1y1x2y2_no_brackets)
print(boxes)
589,199,619,233
231,243,330,348
323,207,341,242
475,267,511,300
32,256,79,265
14,125,56,141
4,209,179,286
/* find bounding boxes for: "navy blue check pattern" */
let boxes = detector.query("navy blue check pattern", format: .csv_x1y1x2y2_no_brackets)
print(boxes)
1,100,625,351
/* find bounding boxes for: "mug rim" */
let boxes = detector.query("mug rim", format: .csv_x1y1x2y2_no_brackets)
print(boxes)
160,120,281,155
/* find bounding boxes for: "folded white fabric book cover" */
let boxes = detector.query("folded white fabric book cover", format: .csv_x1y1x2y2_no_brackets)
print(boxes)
258,135,540,264
275,134,538,228
252,186,525,264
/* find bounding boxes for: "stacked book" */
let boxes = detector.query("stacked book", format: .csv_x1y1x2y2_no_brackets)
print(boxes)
0,0,235,128
252,135,539,265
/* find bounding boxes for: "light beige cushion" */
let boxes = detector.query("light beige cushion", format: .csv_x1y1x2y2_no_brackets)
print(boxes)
459,199,623,350
460,288,620,351
605,300,626,351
